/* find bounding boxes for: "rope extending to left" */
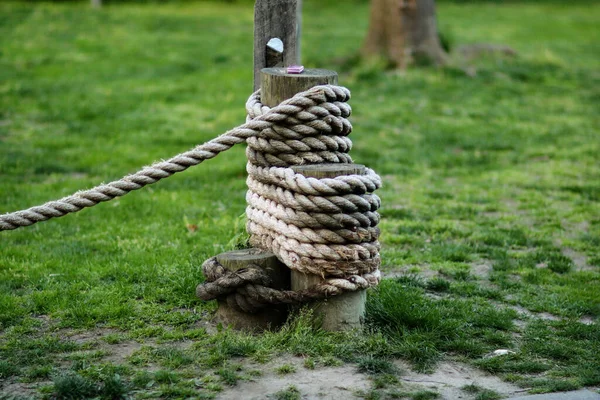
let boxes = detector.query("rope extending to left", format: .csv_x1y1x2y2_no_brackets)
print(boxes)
1,84,382,312
0,86,351,231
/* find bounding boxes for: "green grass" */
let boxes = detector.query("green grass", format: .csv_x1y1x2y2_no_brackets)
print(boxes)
462,384,502,400
273,385,301,400
1,0,599,398
275,364,296,375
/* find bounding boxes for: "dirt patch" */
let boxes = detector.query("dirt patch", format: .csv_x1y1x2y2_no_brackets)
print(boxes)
218,357,371,399
60,327,145,364
217,357,527,400
102,341,144,364
63,327,119,344
1,381,50,399
470,261,493,280
500,303,563,331
579,316,597,325
562,247,595,272
509,305,561,322
384,265,439,280
396,360,526,399
193,319,219,335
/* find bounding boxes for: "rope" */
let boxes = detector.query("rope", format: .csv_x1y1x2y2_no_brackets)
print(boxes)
0,85,350,231
196,86,382,312
196,257,381,313
1,83,382,311
245,89,381,276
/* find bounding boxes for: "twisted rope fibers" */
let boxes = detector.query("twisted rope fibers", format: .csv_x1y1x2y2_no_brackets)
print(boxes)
0,86,349,231
196,258,381,313
197,86,382,311
0,85,382,311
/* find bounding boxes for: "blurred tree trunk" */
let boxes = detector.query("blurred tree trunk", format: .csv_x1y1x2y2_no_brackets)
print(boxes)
362,0,447,68
91,0,102,8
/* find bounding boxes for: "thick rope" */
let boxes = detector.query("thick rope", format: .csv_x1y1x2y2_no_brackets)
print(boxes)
196,86,382,312
244,91,381,280
196,257,381,313
0,85,350,231
2,83,382,312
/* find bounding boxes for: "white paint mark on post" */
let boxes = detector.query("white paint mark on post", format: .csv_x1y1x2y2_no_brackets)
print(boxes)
267,38,284,53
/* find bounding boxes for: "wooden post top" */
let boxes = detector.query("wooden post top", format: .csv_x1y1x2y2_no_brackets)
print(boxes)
262,67,337,79
260,68,338,107
216,248,279,271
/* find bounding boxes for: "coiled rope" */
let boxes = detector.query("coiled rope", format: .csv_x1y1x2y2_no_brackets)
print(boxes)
197,86,382,311
1,85,381,311
196,257,381,313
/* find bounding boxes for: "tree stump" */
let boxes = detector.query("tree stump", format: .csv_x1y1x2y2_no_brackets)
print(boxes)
213,249,289,332
362,0,447,67
290,163,368,331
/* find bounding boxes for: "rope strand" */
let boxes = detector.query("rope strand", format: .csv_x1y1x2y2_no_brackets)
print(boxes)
1,83,383,311
0,85,350,231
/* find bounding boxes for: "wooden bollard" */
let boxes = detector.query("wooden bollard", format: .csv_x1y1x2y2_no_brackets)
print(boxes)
260,68,367,331
214,249,289,332
291,164,368,331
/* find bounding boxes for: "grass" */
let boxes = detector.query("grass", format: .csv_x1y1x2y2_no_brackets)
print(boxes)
274,364,296,375
462,384,502,400
1,0,599,398
356,356,397,375
273,385,301,400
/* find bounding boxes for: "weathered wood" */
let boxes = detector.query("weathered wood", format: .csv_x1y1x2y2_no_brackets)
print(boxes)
260,68,337,108
296,0,303,64
290,164,368,332
214,248,289,332
91,0,101,7
260,68,367,331
254,0,300,91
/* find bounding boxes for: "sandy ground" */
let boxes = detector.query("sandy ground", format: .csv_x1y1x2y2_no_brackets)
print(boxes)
395,360,526,399
218,357,526,399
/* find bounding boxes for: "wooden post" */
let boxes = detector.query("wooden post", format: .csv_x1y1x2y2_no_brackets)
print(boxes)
213,249,289,332
250,0,367,332
260,68,367,331
296,0,303,64
260,68,337,108
254,0,300,91
91,0,101,8
291,164,368,331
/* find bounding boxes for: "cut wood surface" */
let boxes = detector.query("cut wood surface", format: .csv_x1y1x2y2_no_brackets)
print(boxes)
260,68,337,108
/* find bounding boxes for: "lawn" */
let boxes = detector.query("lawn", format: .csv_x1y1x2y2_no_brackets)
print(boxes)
0,0,599,399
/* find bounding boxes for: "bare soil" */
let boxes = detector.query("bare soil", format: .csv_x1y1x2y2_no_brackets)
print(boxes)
217,357,526,399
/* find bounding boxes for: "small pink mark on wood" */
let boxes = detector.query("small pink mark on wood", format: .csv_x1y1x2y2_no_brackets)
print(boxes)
287,65,304,74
